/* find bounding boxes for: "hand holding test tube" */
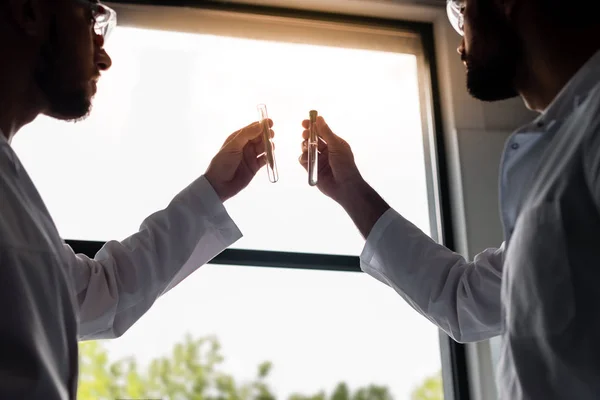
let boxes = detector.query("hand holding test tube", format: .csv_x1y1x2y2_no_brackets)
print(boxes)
257,104,278,183
308,110,319,186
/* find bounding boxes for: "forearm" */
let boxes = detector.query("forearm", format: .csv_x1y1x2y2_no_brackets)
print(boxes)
359,207,505,342
68,175,242,340
336,179,391,239
335,180,504,341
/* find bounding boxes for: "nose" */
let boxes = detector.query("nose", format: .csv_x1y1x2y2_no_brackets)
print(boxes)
94,34,112,71
96,48,112,71
457,39,465,56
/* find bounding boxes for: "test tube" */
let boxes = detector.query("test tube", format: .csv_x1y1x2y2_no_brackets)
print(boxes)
308,110,319,186
257,104,278,183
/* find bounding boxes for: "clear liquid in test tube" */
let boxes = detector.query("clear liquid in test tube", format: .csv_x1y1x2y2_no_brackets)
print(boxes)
257,104,278,183
308,110,319,186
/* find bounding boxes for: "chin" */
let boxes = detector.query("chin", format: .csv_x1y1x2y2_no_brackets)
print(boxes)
46,106,92,122
44,93,93,122
467,85,519,102
466,69,519,102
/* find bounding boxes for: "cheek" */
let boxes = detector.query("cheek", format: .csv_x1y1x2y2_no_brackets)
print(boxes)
463,36,472,57
58,17,96,72
462,20,491,64
68,37,96,79
462,16,475,55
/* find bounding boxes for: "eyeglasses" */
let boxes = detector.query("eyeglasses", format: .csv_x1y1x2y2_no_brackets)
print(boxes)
446,0,465,36
74,0,117,41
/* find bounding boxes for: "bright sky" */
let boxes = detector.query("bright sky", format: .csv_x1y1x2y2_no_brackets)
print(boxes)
13,27,442,399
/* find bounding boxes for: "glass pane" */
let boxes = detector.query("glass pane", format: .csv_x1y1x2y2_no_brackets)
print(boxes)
12,25,431,256
79,265,443,400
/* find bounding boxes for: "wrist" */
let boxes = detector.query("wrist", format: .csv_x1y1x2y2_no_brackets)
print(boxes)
336,179,390,239
335,179,375,208
203,174,227,203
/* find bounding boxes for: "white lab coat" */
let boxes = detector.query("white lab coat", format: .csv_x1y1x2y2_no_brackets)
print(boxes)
360,49,600,399
0,133,241,399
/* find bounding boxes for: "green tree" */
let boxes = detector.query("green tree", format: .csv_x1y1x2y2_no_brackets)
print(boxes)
78,334,274,400
78,335,438,400
351,385,394,400
331,383,350,400
410,372,443,400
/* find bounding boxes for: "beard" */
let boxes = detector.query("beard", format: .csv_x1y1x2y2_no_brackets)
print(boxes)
34,18,93,121
466,53,520,102
464,1,522,102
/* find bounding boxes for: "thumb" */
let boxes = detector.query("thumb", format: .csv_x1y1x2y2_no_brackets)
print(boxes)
229,119,273,150
315,116,352,155
315,116,338,143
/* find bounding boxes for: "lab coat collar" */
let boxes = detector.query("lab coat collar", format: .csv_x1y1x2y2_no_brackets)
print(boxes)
534,49,600,128
0,126,20,174
0,127,7,146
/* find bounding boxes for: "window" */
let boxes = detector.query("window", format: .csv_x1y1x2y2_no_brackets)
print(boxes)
89,265,443,399
12,3,450,399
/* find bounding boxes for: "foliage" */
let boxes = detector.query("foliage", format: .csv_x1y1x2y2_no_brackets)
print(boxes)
77,335,442,400
410,373,443,400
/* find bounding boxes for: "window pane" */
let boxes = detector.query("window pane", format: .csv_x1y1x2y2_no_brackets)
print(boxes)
80,265,443,399
13,25,431,256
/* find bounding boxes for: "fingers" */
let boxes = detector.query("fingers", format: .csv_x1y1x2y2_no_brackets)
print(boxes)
299,147,329,172
300,138,329,159
243,139,260,173
228,119,274,150
251,128,274,144
299,151,308,169
254,139,275,158
302,117,335,143
256,153,267,169
243,134,274,173
314,116,336,142
301,136,327,152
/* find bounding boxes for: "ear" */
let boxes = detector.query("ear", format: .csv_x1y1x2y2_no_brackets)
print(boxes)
6,0,48,37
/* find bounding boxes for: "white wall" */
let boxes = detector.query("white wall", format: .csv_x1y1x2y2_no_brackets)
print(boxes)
216,1,539,398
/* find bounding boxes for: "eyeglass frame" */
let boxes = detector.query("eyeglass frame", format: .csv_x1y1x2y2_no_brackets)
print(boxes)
447,0,465,36
73,0,117,41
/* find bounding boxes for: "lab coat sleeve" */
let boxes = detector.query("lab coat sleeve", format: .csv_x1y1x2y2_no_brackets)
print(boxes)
63,175,242,340
360,208,504,343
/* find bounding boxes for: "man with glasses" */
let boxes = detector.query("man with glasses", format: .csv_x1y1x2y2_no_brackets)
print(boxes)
300,0,600,398
0,0,275,398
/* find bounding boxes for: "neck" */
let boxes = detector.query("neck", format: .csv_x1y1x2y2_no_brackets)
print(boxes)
517,27,600,112
0,51,44,144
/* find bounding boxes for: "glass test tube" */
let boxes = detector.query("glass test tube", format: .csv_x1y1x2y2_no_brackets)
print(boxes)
257,104,278,183
308,110,319,186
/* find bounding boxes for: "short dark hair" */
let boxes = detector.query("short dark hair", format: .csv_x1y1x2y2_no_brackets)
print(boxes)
540,0,600,28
